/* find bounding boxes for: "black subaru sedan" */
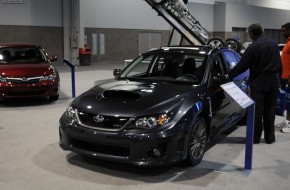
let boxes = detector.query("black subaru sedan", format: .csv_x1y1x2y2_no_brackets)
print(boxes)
59,46,249,167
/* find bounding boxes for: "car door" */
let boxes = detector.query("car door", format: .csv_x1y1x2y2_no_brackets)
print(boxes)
222,50,249,91
221,49,249,114
209,51,238,135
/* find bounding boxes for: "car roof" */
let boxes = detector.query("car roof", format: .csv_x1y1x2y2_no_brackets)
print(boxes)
146,45,224,55
0,43,40,48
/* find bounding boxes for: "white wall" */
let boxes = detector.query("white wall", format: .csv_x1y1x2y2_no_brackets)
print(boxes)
0,0,62,26
189,0,290,10
225,3,290,31
82,1,213,31
0,0,289,32
82,0,170,30
213,3,226,32
248,0,290,11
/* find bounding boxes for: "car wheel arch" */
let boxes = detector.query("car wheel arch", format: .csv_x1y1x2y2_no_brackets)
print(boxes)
181,105,210,149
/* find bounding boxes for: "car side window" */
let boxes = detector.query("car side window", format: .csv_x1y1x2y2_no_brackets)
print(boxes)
212,54,226,75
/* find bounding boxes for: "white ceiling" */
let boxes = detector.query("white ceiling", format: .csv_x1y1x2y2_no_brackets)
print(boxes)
188,0,290,10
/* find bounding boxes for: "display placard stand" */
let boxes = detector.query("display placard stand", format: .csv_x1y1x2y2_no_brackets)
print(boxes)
244,103,255,171
197,82,255,177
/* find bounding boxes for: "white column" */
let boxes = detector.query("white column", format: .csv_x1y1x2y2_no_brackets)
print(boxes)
79,0,85,49
63,0,71,62
68,0,85,65
71,0,80,65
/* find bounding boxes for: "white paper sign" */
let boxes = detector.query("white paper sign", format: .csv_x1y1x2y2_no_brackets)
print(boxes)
220,82,254,109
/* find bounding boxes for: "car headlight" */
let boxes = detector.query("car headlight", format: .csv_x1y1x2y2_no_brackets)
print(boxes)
65,106,78,125
0,76,7,82
40,72,57,81
134,114,170,129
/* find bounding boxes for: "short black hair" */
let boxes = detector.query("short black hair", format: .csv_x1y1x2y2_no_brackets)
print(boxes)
282,23,290,30
248,23,263,36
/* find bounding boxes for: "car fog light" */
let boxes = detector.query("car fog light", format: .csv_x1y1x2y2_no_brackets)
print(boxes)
148,148,162,158
153,148,161,157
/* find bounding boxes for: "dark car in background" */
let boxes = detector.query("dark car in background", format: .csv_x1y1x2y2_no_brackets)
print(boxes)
59,46,249,167
0,43,60,101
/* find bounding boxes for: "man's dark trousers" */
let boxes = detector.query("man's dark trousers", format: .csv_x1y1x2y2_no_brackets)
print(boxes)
250,88,278,143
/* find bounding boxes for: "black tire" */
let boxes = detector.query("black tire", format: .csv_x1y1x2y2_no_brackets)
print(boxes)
225,38,242,53
151,0,168,5
49,94,59,101
207,37,226,48
187,117,207,166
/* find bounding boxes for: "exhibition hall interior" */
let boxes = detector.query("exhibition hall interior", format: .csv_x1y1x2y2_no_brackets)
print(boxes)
0,0,290,190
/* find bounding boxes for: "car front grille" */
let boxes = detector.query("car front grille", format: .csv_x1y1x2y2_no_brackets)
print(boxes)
77,111,132,131
70,137,130,157
7,77,42,84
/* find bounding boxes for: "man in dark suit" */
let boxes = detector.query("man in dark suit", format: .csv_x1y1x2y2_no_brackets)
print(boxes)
229,23,282,144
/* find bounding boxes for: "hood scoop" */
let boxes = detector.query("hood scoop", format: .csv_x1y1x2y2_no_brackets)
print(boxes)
100,90,141,101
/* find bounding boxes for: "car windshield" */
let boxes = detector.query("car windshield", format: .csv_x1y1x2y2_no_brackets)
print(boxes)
0,46,47,63
120,51,207,85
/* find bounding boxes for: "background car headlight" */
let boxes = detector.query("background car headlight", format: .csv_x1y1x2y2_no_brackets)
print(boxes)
134,114,170,129
0,76,7,82
65,106,78,125
40,72,57,81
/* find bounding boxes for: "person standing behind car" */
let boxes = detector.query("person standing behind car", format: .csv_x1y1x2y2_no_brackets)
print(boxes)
280,23,290,89
276,23,290,133
228,23,282,144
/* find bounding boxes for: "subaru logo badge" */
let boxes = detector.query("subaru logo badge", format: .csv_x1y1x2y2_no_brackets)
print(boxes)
93,115,105,123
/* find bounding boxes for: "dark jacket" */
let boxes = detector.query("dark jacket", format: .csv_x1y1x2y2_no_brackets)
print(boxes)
229,35,282,92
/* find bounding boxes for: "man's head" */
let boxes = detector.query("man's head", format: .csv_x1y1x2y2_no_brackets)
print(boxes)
248,23,263,40
281,23,290,39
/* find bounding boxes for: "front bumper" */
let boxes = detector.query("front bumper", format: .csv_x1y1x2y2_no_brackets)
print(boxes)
59,115,187,167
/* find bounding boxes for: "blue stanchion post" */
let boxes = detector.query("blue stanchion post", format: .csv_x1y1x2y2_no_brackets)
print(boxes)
244,103,255,170
63,59,76,98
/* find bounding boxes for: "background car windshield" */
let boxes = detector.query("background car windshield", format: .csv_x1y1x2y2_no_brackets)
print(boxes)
121,52,207,84
0,47,46,63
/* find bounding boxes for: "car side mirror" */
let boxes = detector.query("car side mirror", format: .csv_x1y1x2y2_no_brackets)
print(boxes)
49,56,58,62
113,69,122,77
